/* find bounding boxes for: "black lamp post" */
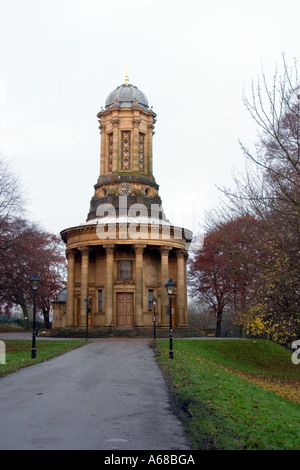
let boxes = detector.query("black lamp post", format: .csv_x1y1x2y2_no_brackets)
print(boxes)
152,296,157,341
85,296,90,341
30,273,41,359
165,278,176,359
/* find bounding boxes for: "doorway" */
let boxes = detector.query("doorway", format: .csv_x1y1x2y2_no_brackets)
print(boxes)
116,292,134,327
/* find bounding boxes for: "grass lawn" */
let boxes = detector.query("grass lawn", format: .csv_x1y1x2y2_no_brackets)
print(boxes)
155,339,300,450
0,340,86,377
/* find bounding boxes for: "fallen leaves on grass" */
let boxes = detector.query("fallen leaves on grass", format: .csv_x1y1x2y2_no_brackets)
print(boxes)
221,365,300,403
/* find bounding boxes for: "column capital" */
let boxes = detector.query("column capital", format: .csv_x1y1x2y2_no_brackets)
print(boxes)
78,246,90,256
104,244,115,254
111,117,120,128
175,249,186,259
133,117,141,128
133,244,146,255
148,123,155,134
159,245,172,256
66,249,76,260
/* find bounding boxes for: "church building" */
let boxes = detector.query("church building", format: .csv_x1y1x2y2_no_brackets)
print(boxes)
52,74,192,334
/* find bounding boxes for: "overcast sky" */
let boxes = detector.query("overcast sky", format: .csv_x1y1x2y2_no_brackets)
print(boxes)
0,0,299,238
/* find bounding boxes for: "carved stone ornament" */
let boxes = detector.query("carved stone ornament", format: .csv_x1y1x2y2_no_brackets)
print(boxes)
121,131,131,170
78,246,90,256
139,133,145,171
159,246,172,256
133,244,147,255
175,249,186,259
103,244,115,254
66,249,76,260
111,117,120,128
114,280,134,285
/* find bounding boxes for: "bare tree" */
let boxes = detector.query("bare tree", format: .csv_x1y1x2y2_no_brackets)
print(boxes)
209,55,300,342
0,157,66,328
220,54,300,223
0,157,25,222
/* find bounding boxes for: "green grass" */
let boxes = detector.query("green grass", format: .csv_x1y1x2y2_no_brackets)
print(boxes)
0,340,86,377
155,339,300,450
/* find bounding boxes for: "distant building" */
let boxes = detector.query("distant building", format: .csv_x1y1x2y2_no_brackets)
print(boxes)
52,75,192,333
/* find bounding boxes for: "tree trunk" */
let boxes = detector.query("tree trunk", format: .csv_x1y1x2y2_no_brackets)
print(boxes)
21,305,29,330
42,308,51,329
215,310,223,337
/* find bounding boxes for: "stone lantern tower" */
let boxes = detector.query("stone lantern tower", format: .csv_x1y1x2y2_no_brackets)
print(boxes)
52,75,192,335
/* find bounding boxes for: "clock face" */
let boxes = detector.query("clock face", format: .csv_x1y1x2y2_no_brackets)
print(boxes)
118,182,132,196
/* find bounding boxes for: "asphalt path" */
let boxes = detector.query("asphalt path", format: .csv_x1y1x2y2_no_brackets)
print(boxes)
0,338,191,450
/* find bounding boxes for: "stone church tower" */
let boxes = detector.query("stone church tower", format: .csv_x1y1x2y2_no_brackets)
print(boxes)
52,75,192,334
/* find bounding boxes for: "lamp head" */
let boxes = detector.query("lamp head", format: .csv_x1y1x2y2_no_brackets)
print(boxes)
165,278,176,296
30,274,41,292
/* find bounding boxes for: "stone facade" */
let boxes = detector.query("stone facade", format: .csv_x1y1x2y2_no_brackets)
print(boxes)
52,80,192,332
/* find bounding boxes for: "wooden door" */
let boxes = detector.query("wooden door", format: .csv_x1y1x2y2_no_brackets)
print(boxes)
116,293,134,328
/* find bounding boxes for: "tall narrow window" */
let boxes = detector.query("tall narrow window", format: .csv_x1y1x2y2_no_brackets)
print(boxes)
139,133,145,172
148,289,154,311
98,289,103,312
118,260,132,280
108,133,113,172
121,131,131,170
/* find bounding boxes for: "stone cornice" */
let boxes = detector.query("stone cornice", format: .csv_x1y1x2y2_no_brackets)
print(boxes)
60,221,192,251
97,106,156,120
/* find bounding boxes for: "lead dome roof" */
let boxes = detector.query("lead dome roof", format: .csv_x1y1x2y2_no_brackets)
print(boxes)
105,83,149,110
53,287,67,303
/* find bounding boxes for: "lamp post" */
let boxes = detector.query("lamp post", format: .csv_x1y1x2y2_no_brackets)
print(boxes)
152,296,157,341
30,273,41,359
165,278,176,359
85,296,90,341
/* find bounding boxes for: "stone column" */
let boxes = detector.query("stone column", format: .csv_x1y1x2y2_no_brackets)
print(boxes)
79,246,90,327
104,244,114,326
66,249,76,327
176,249,186,327
134,244,146,326
159,246,172,326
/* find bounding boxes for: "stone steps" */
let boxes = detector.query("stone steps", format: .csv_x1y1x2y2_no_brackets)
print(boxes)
51,327,205,339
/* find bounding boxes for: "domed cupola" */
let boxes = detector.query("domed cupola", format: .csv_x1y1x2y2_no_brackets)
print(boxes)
105,83,149,110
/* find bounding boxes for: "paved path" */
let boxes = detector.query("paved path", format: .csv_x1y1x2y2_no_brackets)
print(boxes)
0,339,191,450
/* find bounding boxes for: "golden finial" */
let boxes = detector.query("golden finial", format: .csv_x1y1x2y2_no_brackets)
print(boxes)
125,62,129,86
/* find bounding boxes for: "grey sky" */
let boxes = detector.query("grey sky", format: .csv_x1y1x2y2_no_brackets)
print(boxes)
0,0,299,236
